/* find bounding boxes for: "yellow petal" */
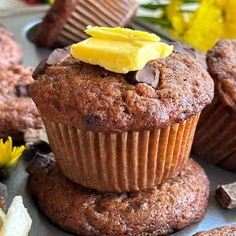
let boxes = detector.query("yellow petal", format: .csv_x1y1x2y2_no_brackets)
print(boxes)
0,137,12,167
7,146,25,167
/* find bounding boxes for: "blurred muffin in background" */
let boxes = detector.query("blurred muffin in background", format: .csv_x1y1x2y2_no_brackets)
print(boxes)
0,26,22,68
193,40,236,172
0,65,43,141
36,0,138,48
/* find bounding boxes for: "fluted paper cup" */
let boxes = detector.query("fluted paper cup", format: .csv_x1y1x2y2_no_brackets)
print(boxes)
57,0,138,46
193,98,236,172
42,113,200,193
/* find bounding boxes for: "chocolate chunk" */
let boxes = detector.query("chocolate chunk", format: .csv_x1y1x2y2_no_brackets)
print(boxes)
216,182,236,209
15,84,30,97
24,128,51,154
26,152,55,175
125,65,160,89
32,59,47,79
0,183,7,212
47,46,70,65
85,115,100,128
33,46,71,79
125,205,134,213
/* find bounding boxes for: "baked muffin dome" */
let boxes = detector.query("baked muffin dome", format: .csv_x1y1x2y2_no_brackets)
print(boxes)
31,49,214,133
0,26,22,68
207,39,236,112
193,40,236,172
0,64,43,140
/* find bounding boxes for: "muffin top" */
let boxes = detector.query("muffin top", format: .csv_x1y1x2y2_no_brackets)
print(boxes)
31,46,213,132
0,26,22,68
207,40,236,112
0,64,43,138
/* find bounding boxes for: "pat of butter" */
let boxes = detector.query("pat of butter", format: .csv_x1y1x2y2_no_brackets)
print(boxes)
71,27,173,74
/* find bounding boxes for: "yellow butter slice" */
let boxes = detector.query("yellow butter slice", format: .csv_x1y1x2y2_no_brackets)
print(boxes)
85,26,161,43
71,27,173,74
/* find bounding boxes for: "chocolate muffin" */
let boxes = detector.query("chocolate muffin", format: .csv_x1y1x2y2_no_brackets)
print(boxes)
30,45,214,192
193,225,236,236
36,0,138,48
193,40,236,172
0,65,43,141
0,26,22,68
28,154,209,236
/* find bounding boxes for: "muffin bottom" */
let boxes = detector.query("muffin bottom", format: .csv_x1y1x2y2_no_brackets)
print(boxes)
193,98,236,172
43,114,200,193
27,154,209,236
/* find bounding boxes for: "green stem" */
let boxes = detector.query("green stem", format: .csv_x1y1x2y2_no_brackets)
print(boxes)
140,3,167,10
138,16,172,28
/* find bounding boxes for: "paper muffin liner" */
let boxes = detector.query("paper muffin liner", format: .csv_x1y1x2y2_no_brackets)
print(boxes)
57,0,138,46
193,98,236,172
42,114,200,193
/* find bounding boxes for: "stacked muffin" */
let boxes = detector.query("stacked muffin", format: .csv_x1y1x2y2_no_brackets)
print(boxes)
193,40,236,172
29,27,214,235
0,26,43,141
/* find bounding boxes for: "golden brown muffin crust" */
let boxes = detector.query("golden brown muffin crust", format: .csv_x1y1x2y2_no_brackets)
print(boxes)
207,39,236,113
0,26,22,68
28,155,209,236
31,51,214,132
0,65,43,140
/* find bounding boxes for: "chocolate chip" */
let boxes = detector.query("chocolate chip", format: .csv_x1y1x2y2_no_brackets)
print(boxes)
125,65,160,89
26,152,55,175
32,59,47,79
33,46,70,79
85,115,100,128
216,182,236,209
15,84,30,97
47,46,70,65
125,205,134,213
101,72,108,78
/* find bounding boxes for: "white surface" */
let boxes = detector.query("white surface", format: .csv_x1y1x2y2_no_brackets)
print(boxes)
0,0,24,9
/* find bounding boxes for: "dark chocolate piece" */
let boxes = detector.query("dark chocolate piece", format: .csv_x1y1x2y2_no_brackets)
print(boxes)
24,128,51,154
26,152,55,175
125,65,160,89
47,46,70,65
33,46,70,79
15,84,30,97
0,183,7,212
85,115,100,128
32,59,47,79
216,182,236,209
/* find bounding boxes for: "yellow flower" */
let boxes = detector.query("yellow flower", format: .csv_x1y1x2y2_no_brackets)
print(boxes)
183,0,224,51
222,0,236,38
166,0,186,36
0,137,25,168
